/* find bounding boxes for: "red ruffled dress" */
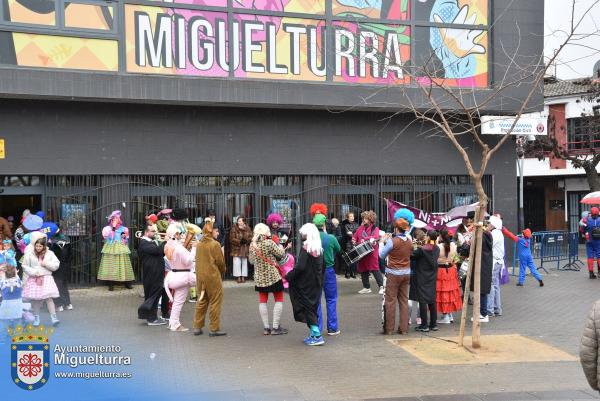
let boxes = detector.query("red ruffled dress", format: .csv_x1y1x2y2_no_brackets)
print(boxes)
436,243,463,314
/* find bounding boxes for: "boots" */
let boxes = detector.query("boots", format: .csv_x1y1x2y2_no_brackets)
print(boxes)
588,259,597,279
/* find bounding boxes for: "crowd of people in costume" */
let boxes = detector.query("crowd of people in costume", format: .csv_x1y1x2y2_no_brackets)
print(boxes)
0,210,73,342
0,201,552,346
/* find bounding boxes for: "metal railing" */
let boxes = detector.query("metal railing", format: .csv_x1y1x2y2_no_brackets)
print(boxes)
510,231,583,275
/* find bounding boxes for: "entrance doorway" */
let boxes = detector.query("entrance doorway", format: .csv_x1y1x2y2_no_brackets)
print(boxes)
0,195,42,221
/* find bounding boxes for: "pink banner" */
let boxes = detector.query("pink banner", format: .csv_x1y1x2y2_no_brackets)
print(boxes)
385,199,480,231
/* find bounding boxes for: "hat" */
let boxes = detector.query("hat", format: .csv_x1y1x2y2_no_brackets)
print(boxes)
522,228,532,238
313,214,327,228
172,208,188,220
488,215,503,230
35,211,45,220
145,214,158,224
466,211,475,219
23,214,43,231
310,203,328,218
592,207,600,216
108,210,121,221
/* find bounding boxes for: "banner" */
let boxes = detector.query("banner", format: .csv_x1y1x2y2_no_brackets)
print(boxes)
385,198,479,231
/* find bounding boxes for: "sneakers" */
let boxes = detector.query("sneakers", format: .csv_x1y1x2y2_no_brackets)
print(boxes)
263,327,271,335
327,329,341,336
33,315,40,327
188,298,197,303
590,271,597,279
539,280,544,287
429,325,439,331
66,304,73,310
470,315,489,323
209,331,227,337
358,288,372,294
57,306,64,312
304,336,325,346
516,283,524,286
271,327,289,335
437,314,451,324
449,313,454,323
147,318,168,326
378,286,385,295
416,326,429,332
193,328,203,336
169,325,189,332
51,314,60,327
494,312,503,317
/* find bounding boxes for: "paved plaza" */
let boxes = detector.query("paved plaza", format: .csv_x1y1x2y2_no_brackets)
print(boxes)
57,264,600,401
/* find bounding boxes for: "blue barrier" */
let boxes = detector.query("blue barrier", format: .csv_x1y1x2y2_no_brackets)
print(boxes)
510,231,582,276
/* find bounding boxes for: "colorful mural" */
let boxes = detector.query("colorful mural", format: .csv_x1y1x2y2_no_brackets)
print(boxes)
332,0,409,20
0,0,488,87
415,0,488,86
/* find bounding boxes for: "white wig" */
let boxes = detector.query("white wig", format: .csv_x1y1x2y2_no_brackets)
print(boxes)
252,223,271,244
299,223,322,256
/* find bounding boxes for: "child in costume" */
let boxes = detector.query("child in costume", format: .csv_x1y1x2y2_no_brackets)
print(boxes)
21,232,61,326
278,234,295,290
97,210,135,291
410,230,440,332
0,239,18,279
582,207,600,279
286,223,324,346
0,265,24,343
502,226,544,287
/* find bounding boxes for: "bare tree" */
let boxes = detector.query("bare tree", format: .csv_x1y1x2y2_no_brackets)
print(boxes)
388,0,600,348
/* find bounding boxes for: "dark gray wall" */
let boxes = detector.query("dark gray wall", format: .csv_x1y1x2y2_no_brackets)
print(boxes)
0,99,518,230
0,0,544,113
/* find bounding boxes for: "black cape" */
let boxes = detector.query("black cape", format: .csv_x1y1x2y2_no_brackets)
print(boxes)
409,244,440,304
137,239,167,320
286,248,323,327
470,231,493,295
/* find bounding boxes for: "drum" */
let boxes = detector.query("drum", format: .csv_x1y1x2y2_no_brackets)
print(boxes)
342,242,374,266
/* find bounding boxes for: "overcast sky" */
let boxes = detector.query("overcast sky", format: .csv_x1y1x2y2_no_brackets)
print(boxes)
544,0,600,79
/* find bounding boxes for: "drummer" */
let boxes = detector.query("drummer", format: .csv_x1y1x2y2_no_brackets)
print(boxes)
352,211,384,295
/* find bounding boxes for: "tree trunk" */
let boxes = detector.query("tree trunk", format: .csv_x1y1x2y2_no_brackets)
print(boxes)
458,205,480,347
471,180,488,349
584,164,600,192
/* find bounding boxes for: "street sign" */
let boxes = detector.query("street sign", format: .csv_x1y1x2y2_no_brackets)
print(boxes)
481,113,548,135
0,139,5,159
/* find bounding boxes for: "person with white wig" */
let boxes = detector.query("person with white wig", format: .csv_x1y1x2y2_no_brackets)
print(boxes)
248,223,287,335
285,223,325,346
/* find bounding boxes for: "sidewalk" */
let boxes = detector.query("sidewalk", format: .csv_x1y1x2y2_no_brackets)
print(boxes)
60,267,599,401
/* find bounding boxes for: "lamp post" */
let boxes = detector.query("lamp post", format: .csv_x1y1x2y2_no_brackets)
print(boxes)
516,136,525,232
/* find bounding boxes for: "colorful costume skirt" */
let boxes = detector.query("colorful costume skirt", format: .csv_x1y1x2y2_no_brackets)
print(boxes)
22,275,59,301
436,265,463,314
97,242,135,282
0,298,25,320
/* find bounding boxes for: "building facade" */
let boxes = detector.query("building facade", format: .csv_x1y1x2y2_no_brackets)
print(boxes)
523,75,599,233
0,0,543,283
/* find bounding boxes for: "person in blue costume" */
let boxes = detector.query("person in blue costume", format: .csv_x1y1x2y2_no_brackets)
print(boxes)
502,227,544,287
582,207,600,279
313,213,342,336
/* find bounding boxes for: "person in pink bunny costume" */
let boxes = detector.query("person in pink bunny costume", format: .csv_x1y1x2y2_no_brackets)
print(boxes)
97,210,135,291
163,223,196,332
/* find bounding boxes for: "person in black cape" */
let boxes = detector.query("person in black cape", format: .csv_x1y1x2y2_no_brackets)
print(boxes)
137,225,169,325
286,223,325,346
410,230,440,332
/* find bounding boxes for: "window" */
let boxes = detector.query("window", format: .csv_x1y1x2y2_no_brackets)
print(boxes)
567,117,600,152
64,1,115,31
2,0,57,26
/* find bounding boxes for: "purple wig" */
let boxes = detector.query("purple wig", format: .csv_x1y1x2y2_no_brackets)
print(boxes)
266,213,284,227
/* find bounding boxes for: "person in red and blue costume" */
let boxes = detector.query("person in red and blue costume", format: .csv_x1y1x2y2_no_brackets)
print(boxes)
582,207,600,279
502,227,544,287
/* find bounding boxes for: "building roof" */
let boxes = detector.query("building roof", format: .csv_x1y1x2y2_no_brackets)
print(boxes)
544,77,598,98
